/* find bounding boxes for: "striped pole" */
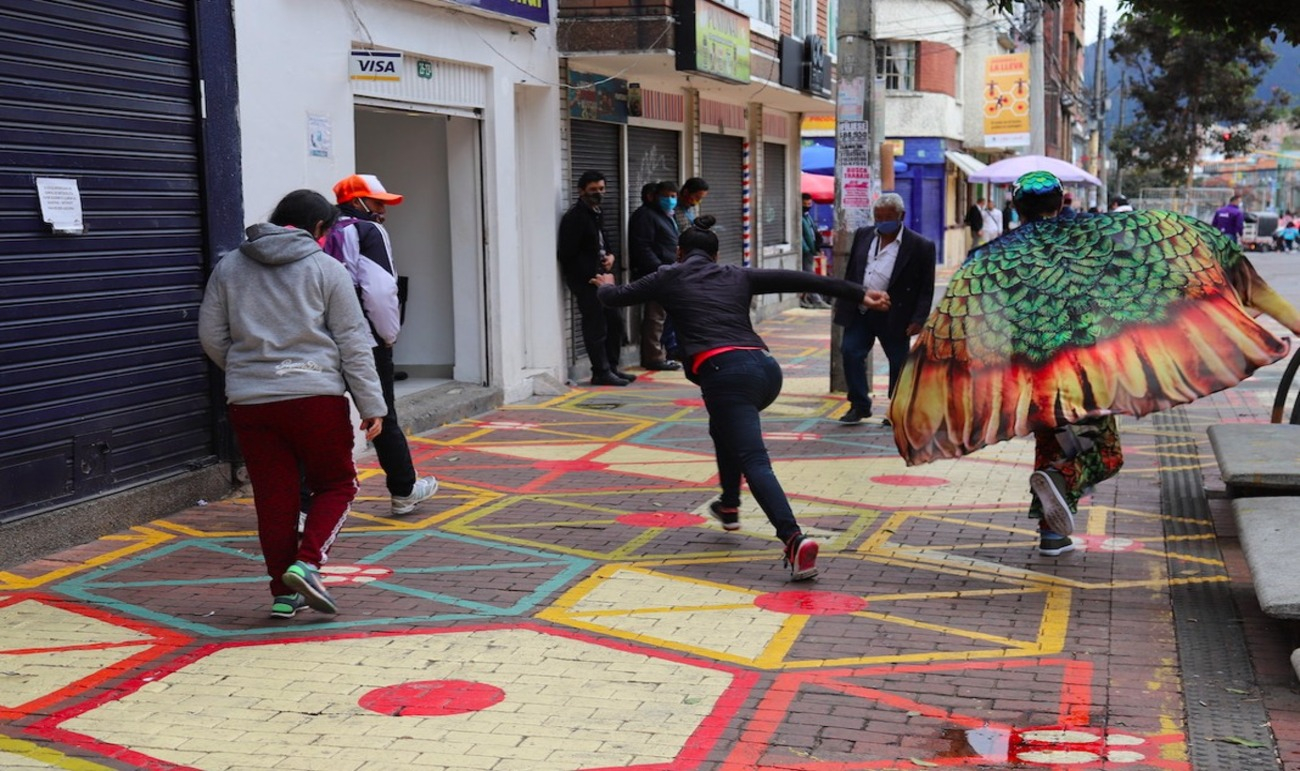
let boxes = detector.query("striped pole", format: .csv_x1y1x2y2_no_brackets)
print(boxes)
742,140,752,267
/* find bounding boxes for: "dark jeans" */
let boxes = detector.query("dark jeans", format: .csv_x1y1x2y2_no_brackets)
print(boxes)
840,311,909,413
372,344,416,496
572,282,623,375
695,349,800,542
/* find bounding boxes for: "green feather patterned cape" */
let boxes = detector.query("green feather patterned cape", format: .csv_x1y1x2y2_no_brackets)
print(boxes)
888,210,1300,465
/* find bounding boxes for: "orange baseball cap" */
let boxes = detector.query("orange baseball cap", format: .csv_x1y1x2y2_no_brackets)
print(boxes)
333,174,404,205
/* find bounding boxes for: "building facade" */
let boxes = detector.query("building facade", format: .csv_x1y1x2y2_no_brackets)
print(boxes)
234,0,564,404
556,0,837,376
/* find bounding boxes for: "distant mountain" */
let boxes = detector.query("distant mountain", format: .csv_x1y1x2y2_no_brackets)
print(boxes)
1084,35,1299,138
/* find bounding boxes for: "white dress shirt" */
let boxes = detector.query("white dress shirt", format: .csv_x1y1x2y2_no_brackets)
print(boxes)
863,233,901,293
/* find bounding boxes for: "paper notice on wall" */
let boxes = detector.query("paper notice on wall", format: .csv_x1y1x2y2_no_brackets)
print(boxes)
842,165,874,231
308,114,332,158
836,77,865,122
36,177,84,234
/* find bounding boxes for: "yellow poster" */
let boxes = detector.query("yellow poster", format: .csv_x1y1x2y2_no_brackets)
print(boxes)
983,53,1030,148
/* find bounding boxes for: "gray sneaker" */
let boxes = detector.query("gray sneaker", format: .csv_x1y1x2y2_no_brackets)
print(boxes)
391,476,438,515
1030,469,1074,536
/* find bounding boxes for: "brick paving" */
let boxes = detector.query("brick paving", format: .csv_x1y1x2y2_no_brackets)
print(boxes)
4,255,1300,769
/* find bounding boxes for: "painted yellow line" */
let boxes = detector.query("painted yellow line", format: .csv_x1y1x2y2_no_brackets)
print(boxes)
0,526,172,590
0,735,113,770
754,613,810,668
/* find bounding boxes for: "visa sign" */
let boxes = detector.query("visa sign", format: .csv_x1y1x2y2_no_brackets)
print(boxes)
350,50,403,82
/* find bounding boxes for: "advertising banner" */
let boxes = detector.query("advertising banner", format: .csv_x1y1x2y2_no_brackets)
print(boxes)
983,53,1030,148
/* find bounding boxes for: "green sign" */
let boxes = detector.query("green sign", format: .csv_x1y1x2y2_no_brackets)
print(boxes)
416,60,434,79
675,0,750,84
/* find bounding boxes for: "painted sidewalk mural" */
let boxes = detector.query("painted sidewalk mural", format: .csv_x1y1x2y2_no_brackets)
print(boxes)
9,302,1286,770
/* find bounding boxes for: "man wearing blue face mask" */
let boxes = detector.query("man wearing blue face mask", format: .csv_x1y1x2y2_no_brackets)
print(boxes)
832,193,936,425
628,180,684,371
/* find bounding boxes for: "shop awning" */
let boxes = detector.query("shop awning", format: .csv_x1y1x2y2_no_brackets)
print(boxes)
944,150,987,177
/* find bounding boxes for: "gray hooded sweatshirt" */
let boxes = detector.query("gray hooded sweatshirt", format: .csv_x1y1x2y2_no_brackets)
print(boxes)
198,223,387,418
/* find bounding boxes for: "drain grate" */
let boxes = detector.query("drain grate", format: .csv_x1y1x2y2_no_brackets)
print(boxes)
1154,409,1280,769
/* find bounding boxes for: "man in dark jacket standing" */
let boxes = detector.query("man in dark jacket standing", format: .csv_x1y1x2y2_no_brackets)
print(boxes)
558,170,635,386
832,192,936,424
628,180,682,370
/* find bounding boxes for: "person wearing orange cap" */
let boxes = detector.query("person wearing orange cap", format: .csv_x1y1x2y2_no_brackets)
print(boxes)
327,173,438,516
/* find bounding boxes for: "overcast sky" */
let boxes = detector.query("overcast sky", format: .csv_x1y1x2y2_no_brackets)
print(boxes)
1085,0,1123,45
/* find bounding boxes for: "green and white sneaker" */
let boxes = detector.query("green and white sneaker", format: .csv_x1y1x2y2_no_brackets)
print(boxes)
283,561,337,614
270,593,308,619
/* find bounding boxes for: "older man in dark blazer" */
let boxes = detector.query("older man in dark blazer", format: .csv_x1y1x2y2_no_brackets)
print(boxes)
832,193,936,424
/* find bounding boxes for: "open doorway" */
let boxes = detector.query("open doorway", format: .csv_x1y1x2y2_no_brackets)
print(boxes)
354,106,487,392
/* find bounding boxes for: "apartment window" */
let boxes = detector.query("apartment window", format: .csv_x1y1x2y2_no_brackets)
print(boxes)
722,0,775,26
827,0,838,55
793,0,815,39
876,40,917,90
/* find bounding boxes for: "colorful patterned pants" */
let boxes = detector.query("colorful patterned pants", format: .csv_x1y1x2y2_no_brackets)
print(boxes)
1028,416,1124,518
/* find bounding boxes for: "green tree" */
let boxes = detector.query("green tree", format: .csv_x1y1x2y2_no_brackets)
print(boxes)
987,1,1295,45
1107,13,1283,186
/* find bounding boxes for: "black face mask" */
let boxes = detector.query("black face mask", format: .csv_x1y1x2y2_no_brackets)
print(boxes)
583,192,603,207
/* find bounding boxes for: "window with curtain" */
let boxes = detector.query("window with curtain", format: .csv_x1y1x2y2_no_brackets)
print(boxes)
762,143,787,247
875,40,917,90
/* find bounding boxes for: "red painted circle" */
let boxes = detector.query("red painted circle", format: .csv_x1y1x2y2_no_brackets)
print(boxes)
358,680,505,717
531,459,609,472
870,474,949,487
617,511,706,528
754,591,867,615
673,398,706,407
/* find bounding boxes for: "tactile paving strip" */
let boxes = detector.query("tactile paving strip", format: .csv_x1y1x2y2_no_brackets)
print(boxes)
1155,409,1281,770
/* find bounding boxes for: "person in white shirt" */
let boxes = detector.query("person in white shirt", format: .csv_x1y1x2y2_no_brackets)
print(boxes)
831,193,937,424
980,199,1004,243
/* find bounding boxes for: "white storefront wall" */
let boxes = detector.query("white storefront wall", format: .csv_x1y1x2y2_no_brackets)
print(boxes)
233,0,564,403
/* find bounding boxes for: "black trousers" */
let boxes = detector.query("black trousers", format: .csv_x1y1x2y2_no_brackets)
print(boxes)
571,282,623,376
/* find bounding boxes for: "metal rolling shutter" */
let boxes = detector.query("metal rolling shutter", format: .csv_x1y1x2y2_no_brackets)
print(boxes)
566,120,623,364
0,0,211,520
700,133,744,265
626,127,680,202
762,143,787,246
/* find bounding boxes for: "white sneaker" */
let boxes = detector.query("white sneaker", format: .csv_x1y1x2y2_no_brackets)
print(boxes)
391,476,438,515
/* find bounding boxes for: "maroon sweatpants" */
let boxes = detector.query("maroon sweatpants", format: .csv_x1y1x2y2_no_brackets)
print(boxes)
229,395,358,597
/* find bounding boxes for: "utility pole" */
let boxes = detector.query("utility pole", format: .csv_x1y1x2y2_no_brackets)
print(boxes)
829,0,876,392
1088,8,1107,208
1115,73,1126,196
1028,0,1045,155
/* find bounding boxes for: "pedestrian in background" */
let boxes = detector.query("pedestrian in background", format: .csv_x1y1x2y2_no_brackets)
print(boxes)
1211,195,1244,242
980,198,1003,243
833,193,937,426
800,193,831,309
329,174,439,516
199,189,385,618
558,170,638,387
674,177,710,233
593,215,888,581
628,180,683,371
964,199,984,248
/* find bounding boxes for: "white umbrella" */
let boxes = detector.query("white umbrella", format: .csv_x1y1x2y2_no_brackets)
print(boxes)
968,154,1102,186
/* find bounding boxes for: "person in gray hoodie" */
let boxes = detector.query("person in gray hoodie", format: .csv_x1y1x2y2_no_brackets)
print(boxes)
199,189,386,619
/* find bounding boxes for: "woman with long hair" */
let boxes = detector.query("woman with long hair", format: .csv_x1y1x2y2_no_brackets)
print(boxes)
593,215,889,580
199,189,386,618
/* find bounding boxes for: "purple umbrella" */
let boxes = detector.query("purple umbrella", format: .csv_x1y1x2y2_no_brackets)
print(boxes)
968,154,1101,186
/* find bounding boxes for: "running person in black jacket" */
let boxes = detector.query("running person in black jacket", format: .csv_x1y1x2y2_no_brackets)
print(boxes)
593,216,889,580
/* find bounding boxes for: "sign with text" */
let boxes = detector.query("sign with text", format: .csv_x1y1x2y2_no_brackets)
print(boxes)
350,50,402,82
36,177,83,234
456,0,550,25
983,53,1030,147
675,0,751,84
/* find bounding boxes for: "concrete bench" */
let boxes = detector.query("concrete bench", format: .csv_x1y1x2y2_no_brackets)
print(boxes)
1207,424,1300,497
1233,497,1300,619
